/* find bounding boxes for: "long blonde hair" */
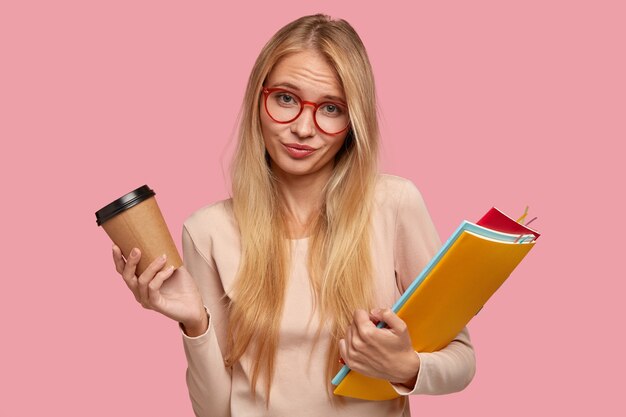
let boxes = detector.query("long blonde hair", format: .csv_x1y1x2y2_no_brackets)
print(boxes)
227,14,380,401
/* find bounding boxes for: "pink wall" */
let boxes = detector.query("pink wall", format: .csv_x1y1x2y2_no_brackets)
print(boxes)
2,1,624,415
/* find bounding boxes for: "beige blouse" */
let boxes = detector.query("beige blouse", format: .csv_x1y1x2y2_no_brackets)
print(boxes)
179,174,476,417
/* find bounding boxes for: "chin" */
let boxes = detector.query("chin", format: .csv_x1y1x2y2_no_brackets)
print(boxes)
279,163,317,177
272,156,319,177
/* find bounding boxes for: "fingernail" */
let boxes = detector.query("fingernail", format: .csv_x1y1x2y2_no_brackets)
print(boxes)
130,248,138,257
160,254,167,261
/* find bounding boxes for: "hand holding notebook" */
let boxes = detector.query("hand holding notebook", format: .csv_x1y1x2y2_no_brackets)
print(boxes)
338,307,422,387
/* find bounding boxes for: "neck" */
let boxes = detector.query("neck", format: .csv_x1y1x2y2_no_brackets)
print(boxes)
273,166,332,239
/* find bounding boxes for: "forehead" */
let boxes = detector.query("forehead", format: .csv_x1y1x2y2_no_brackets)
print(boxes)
265,50,345,99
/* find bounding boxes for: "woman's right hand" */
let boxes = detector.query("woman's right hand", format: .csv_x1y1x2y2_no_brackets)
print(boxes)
112,245,208,336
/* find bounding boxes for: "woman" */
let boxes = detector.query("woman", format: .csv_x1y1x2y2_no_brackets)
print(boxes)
112,14,475,416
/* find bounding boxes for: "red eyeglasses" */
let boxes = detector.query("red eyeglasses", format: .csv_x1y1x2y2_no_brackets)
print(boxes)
262,87,350,135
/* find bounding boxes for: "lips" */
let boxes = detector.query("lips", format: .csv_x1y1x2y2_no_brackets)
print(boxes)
284,143,316,151
282,143,317,159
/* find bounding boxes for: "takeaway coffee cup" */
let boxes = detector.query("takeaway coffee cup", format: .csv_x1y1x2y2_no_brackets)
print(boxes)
95,185,182,276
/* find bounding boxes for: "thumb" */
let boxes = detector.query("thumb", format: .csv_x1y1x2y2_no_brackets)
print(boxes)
369,308,383,324
379,308,408,334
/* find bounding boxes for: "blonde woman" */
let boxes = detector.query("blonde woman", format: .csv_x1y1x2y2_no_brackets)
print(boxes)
112,14,475,417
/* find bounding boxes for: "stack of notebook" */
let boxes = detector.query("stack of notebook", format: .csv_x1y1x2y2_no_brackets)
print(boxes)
332,207,540,400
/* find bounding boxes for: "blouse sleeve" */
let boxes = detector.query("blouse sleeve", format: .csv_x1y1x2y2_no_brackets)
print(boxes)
392,179,476,395
180,224,232,417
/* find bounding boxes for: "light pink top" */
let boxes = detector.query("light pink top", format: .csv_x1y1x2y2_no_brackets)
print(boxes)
179,174,476,417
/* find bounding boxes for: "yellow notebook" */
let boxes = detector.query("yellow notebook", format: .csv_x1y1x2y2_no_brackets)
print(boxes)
331,207,539,400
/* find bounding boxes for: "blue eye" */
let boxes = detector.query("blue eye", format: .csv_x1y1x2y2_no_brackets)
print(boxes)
320,103,344,117
273,92,299,107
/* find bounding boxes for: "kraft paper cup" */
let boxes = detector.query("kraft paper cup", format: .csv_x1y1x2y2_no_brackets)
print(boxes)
95,185,182,276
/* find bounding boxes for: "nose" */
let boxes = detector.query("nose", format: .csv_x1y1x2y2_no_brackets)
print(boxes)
290,103,316,138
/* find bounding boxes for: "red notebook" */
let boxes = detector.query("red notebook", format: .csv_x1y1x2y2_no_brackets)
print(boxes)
477,207,540,240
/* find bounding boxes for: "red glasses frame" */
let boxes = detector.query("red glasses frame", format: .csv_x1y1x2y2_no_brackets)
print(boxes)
262,87,350,135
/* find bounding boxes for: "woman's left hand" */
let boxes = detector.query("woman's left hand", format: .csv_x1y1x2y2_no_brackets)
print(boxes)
339,308,420,387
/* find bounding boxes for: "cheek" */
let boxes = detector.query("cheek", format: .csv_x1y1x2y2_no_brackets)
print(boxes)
260,107,282,138
323,134,349,162
259,114,274,146
328,134,348,154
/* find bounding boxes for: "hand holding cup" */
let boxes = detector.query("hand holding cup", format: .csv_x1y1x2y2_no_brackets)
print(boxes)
112,245,207,336
96,185,207,336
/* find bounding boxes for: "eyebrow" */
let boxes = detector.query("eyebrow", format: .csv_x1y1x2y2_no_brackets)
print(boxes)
271,82,347,104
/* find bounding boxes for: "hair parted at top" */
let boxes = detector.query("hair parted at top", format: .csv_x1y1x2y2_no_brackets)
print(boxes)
228,14,380,404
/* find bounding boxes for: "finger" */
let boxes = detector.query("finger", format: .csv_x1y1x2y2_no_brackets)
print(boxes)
137,254,167,306
369,308,383,324
379,308,408,334
346,323,364,360
122,247,141,283
338,339,348,365
352,309,376,342
346,324,354,350
148,265,176,306
353,309,376,329
344,326,365,372
112,244,126,275
114,246,139,296
339,330,354,368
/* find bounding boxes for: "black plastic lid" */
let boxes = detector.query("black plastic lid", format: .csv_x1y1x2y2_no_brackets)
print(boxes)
95,185,156,226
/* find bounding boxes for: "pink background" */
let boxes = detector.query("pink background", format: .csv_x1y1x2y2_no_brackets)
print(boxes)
2,0,624,415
